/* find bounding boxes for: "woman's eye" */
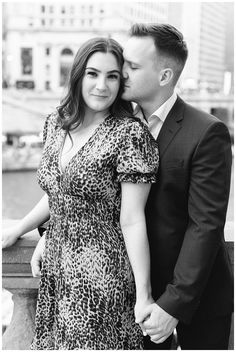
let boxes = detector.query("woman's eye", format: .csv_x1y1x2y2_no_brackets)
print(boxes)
108,74,119,80
87,71,97,77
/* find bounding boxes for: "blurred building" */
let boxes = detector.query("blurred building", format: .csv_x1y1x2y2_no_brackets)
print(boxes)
115,2,168,28
2,2,123,92
168,2,229,94
224,2,234,94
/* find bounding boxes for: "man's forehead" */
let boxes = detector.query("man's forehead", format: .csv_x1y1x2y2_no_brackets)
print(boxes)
123,36,156,61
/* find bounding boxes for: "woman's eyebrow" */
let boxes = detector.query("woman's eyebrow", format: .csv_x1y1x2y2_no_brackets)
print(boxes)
85,67,120,74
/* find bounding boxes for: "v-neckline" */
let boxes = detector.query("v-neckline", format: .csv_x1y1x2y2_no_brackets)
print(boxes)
58,114,111,175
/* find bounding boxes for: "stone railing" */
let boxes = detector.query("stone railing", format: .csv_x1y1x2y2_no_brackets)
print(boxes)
2,220,234,350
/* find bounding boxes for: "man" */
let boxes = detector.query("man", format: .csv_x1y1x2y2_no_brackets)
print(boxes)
122,23,233,350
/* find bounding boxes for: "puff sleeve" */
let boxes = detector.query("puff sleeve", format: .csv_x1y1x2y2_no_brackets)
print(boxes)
116,119,159,183
42,111,60,146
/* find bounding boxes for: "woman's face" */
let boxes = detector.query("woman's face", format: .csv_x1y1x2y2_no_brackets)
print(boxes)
82,52,121,115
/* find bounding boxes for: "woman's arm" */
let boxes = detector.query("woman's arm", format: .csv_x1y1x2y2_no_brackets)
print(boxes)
120,182,154,325
2,193,50,248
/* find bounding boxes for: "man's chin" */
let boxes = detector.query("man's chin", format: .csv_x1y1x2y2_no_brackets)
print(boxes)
121,92,131,101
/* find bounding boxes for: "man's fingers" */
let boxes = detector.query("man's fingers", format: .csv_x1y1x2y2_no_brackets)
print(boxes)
145,327,161,335
150,332,172,344
143,318,157,330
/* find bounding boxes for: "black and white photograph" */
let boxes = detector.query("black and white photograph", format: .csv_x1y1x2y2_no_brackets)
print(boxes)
2,1,234,350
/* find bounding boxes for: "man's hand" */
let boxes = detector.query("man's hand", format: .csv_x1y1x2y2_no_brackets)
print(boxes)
30,235,45,277
142,303,178,344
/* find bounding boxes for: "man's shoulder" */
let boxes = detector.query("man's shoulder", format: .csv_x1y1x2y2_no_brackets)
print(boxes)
177,96,222,126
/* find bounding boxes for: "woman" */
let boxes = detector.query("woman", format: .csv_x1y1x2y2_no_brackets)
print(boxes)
3,37,159,349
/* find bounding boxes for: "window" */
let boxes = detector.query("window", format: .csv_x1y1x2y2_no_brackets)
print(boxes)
45,81,51,90
21,48,33,75
60,48,74,86
61,48,73,56
45,64,50,75
41,5,45,13
45,47,50,56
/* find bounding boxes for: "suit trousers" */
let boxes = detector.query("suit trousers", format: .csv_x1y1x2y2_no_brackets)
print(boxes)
143,314,232,350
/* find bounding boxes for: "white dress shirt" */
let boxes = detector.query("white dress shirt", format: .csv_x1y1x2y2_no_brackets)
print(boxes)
134,92,177,139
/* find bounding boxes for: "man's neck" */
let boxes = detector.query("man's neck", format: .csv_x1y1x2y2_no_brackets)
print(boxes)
141,90,174,118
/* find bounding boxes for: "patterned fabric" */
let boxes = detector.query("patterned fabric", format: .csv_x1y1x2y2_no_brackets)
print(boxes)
31,111,159,350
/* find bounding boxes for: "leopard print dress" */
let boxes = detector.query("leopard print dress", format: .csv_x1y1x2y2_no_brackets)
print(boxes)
31,111,159,350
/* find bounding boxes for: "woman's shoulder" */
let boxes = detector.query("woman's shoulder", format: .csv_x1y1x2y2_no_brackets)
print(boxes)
44,110,63,133
111,115,148,132
45,109,61,126
42,110,62,143
111,115,154,141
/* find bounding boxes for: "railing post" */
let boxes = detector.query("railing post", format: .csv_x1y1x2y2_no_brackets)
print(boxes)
2,220,40,350
2,288,38,350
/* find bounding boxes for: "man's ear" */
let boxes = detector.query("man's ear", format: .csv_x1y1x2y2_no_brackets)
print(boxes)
159,68,174,86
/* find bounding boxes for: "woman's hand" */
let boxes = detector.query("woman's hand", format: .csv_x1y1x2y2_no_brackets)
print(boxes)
2,224,22,249
31,235,46,277
135,296,155,335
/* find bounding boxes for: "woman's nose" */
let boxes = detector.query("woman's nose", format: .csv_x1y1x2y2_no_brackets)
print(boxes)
96,77,107,90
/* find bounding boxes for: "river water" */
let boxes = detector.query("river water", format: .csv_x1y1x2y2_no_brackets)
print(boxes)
2,170,44,219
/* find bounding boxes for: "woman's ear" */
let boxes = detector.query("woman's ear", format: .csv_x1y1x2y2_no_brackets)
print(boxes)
159,68,174,86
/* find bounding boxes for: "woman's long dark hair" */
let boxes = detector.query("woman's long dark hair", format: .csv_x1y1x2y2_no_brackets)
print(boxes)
57,37,133,132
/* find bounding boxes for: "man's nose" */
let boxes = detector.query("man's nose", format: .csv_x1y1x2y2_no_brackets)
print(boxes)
122,63,128,79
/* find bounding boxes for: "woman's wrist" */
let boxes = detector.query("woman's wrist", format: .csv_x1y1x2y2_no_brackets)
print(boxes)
136,286,152,301
11,222,22,239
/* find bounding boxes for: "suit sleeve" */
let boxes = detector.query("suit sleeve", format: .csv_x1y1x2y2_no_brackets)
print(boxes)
156,121,232,324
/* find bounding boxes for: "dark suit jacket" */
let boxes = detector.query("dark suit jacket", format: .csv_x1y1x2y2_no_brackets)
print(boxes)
145,96,233,324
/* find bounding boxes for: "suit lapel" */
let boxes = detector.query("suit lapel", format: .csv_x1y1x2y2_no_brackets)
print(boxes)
157,96,185,158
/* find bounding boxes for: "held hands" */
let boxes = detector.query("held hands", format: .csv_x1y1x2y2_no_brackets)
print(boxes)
138,302,178,344
135,296,155,336
31,234,45,277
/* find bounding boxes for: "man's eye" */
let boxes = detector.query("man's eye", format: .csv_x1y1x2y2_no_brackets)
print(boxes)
130,66,138,70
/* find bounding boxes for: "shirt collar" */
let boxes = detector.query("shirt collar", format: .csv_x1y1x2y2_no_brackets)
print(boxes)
150,92,177,122
133,92,177,123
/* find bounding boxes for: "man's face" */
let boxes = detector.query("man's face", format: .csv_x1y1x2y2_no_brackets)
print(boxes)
122,36,162,104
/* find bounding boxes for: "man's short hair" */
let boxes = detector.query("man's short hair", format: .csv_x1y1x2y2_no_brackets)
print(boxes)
130,23,188,84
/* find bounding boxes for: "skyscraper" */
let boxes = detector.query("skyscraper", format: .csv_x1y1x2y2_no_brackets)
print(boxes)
171,2,228,93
